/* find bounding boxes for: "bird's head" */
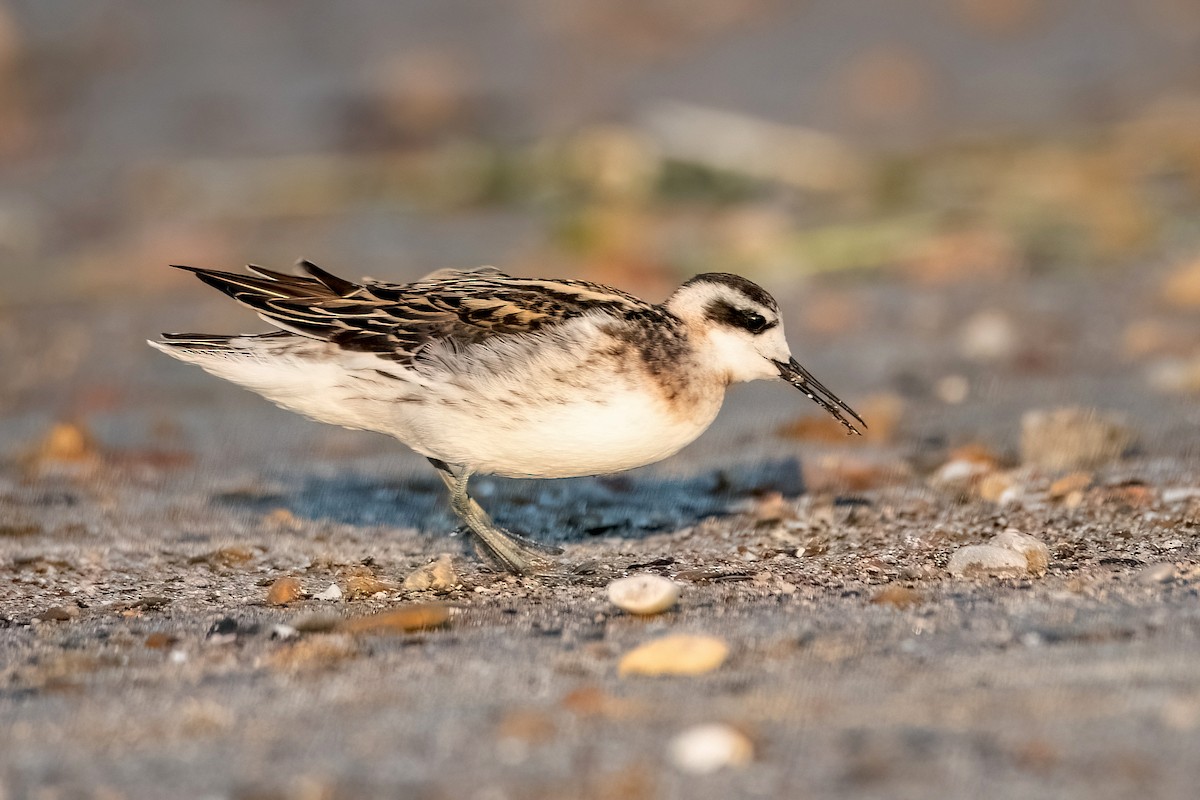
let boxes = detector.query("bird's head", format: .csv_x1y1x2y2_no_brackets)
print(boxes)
665,273,865,435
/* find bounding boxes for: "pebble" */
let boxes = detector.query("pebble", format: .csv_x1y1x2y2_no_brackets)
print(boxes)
978,471,1020,504
668,723,754,774
403,554,458,592
1162,487,1200,504
931,458,991,487
1020,407,1135,471
869,586,923,609
1048,472,1093,500
618,634,729,677
959,309,1018,362
337,603,451,635
344,575,395,599
1160,258,1200,308
266,576,303,606
270,624,299,640
1147,356,1200,394
36,605,79,622
314,583,342,602
33,421,100,464
947,545,1028,577
990,528,1051,575
1137,563,1177,585
935,374,970,404
267,634,359,671
144,632,178,649
607,574,681,615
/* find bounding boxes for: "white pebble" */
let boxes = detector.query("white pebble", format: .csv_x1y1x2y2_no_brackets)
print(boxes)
314,583,343,601
947,545,1028,577
607,574,681,615
959,310,1018,362
270,624,299,641
669,724,754,774
1137,563,1177,585
931,459,990,486
1162,487,1200,504
989,528,1050,575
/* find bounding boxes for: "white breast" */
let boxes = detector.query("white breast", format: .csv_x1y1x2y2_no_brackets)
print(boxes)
404,382,725,478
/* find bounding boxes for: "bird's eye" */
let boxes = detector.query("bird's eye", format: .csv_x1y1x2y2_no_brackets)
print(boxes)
743,312,769,333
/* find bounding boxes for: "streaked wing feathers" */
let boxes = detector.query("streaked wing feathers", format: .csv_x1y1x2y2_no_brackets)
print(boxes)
174,261,655,363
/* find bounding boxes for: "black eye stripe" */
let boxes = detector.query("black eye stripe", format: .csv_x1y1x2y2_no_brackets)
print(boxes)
704,300,776,333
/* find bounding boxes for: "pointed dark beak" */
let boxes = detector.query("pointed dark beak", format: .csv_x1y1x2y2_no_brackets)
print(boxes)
775,357,866,436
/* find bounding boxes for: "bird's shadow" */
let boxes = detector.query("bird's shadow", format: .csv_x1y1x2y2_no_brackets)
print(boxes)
213,458,805,544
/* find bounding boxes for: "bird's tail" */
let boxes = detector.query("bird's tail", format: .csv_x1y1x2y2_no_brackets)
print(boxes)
148,330,293,361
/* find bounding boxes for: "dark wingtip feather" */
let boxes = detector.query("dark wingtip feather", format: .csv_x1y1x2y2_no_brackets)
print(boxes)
298,260,359,296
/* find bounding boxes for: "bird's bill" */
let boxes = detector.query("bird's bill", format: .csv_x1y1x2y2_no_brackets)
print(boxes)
775,357,866,436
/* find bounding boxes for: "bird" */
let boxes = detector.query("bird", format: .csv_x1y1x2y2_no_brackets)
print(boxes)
150,261,865,575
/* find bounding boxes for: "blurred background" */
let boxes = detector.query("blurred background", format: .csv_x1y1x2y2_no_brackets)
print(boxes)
2,0,1199,296
4,0,1200,462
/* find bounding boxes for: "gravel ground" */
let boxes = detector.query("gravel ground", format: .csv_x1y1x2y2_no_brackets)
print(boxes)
2,266,1200,799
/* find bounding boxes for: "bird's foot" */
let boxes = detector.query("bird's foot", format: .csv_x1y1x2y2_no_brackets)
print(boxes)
468,522,564,576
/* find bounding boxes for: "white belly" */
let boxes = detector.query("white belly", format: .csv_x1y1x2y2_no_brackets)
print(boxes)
402,385,725,478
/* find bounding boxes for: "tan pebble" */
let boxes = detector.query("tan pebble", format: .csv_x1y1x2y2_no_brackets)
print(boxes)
668,723,754,774
36,605,79,622
1160,258,1200,309
264,508,299,527
745,492,796,523
978,471,1017,503
607,574,681,615
949,442,1002,467
869,585,923,609
345,575,395,599
266,576,303,606
1048,472,1093,500
947,544,1028,577
560,686,641,719
338,603,450,635
618,634,728,677
935,374,970,404
403,554,458,592
267,634,359,671
930,455,992,488
144,632,178,649
1019,407,1135,471
990,528,1051,575
1101,482,1157,509
34,421,99,464
193,546,256,569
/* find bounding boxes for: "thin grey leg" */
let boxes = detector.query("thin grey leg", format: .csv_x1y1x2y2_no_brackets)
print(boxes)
427,458,562,575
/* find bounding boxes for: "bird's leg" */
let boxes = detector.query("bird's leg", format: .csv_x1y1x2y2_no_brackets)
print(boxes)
427,459,562,575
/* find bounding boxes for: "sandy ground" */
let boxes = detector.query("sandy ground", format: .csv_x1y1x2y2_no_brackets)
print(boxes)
2,266,1199,800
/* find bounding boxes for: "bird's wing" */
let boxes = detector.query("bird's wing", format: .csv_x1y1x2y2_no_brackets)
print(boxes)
173,261,654,363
